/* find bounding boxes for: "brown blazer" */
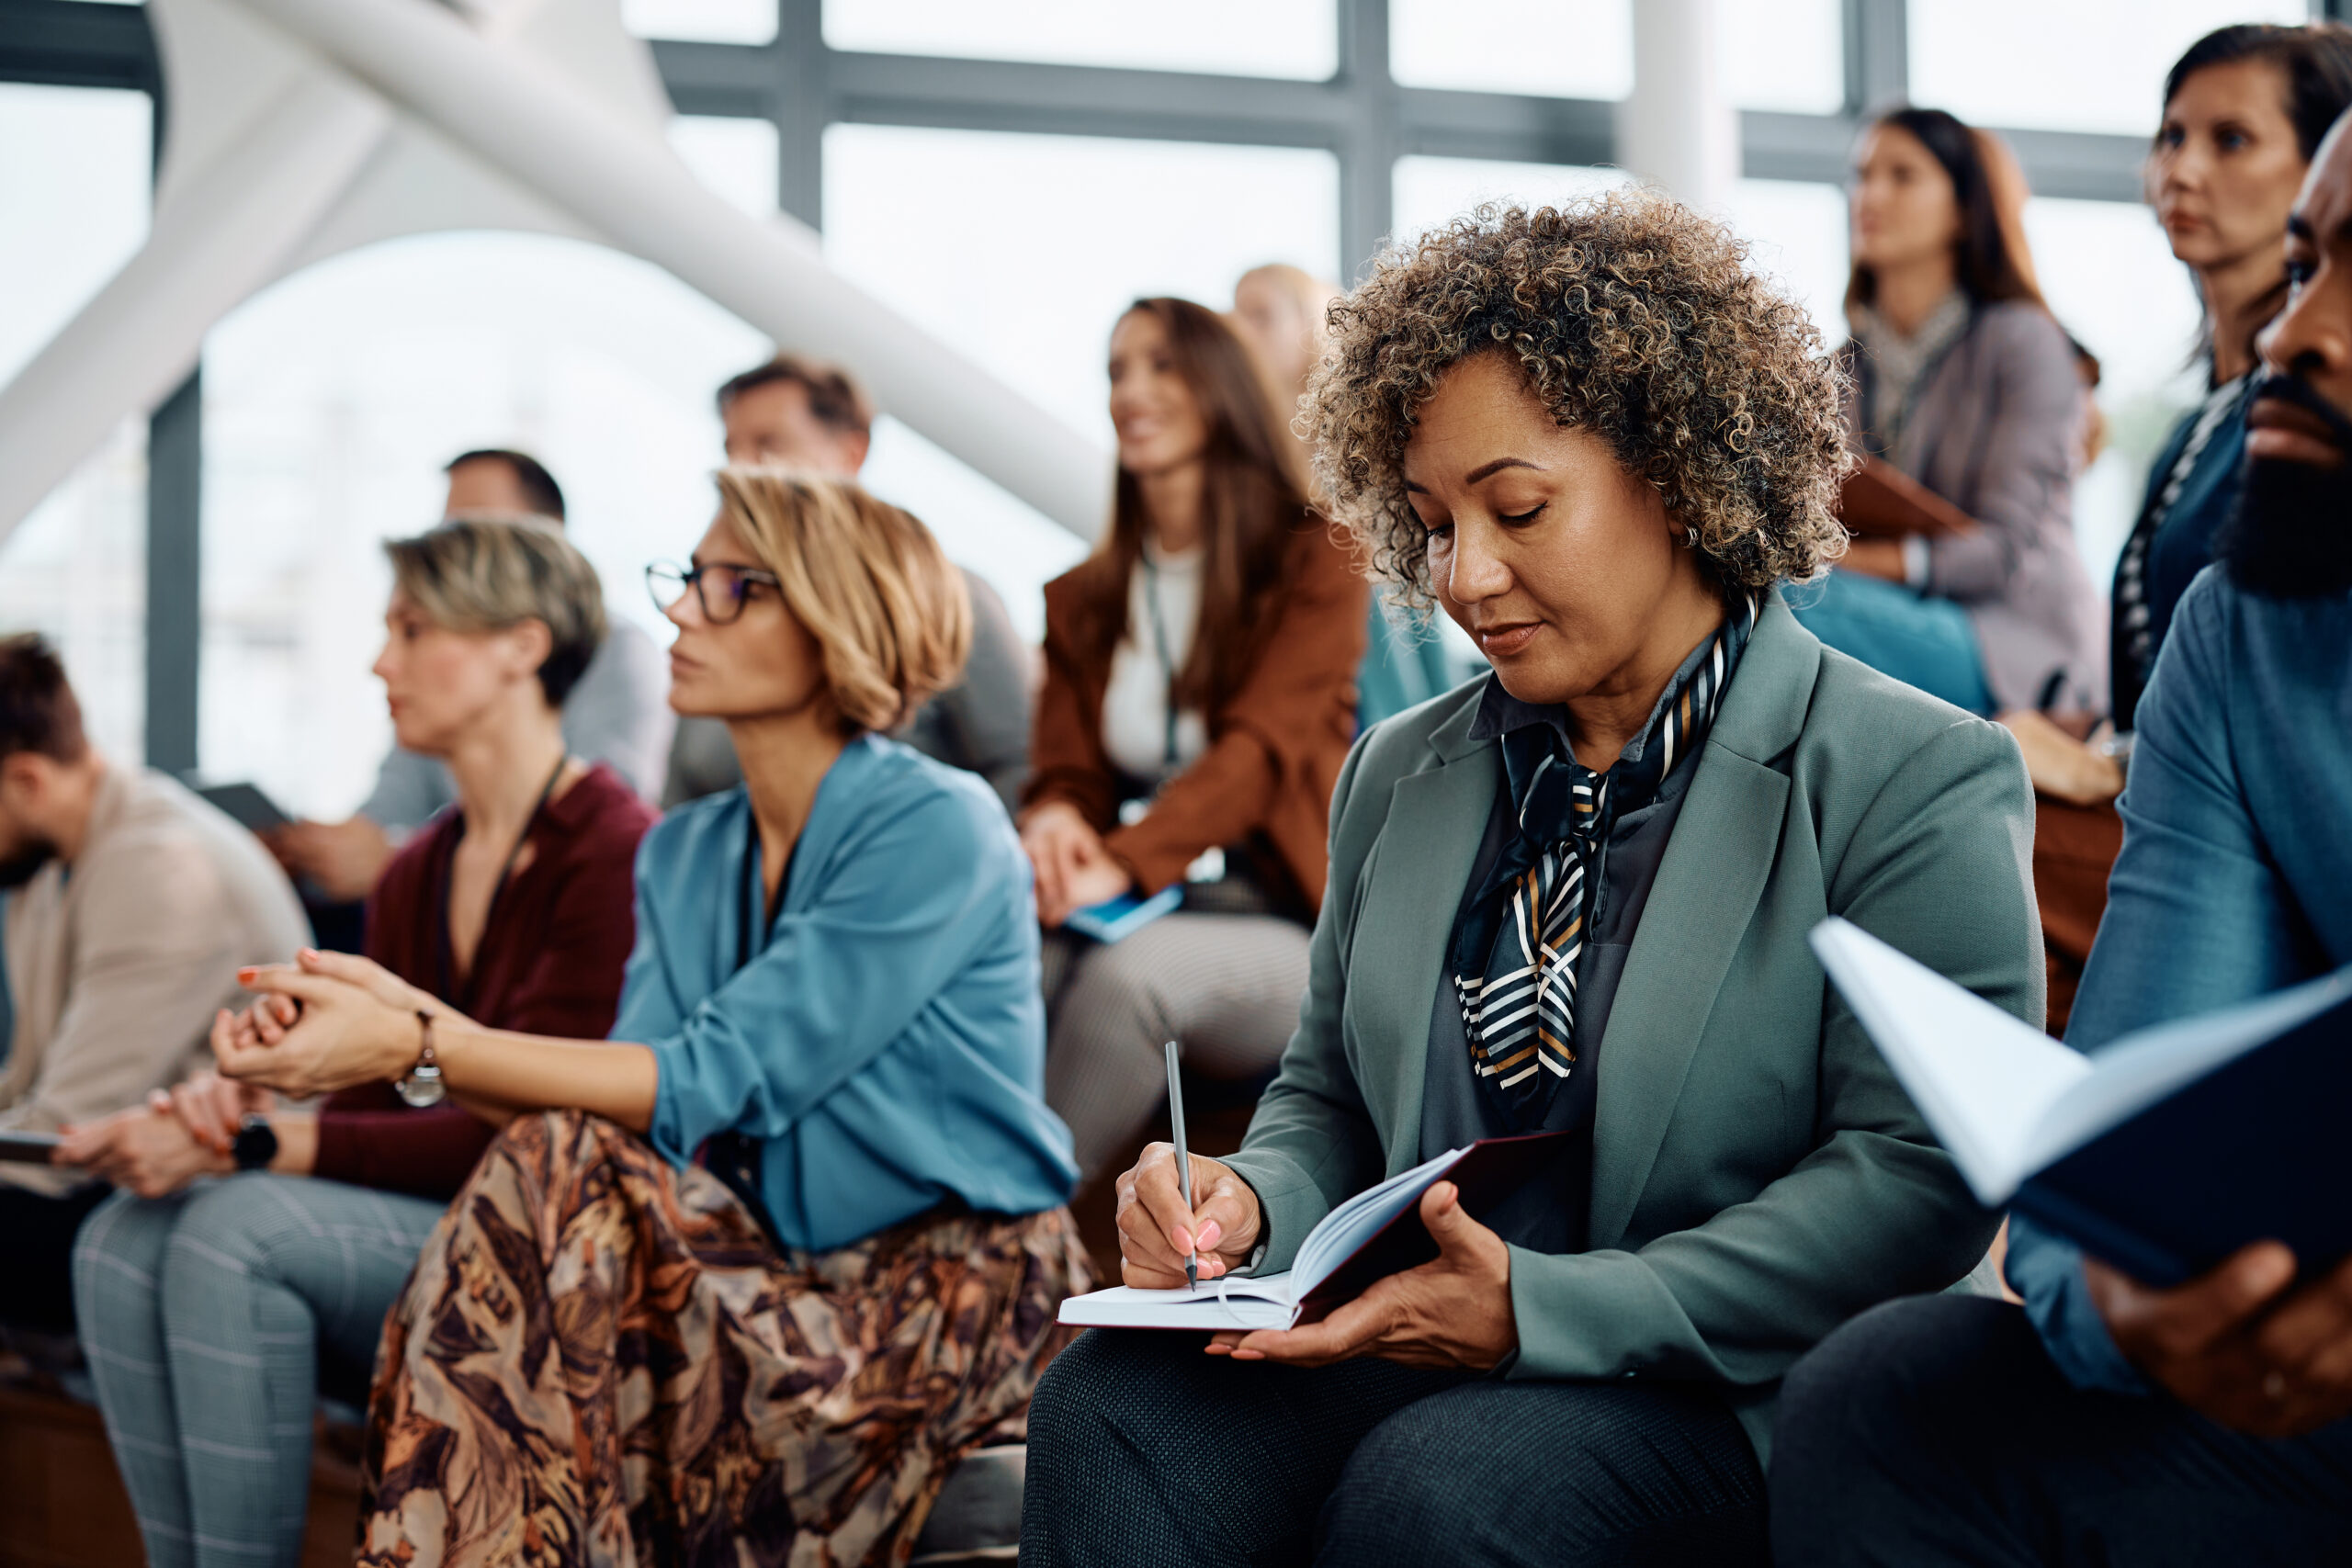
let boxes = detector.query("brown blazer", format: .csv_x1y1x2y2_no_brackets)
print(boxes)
1025,520,1369,910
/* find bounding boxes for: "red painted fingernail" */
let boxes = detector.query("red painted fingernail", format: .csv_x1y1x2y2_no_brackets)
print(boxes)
1197,1221,1222,1251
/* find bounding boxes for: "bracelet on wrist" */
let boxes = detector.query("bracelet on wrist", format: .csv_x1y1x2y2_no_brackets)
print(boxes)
396,1008,447,1108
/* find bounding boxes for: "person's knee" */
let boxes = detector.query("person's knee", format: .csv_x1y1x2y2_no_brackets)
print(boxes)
1320,1404,1476,1562
1029,1332,1217,1490
166,1176,303,1286
1030,1330,1141,1455
1777,1292,2030,1506
72,1189,174,1320
1058,937,1181,1035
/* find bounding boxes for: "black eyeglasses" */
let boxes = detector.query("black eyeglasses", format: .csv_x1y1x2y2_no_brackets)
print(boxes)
645,560,782,626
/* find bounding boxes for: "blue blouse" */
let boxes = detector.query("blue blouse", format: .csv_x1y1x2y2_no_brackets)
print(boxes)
614,733,1079,1251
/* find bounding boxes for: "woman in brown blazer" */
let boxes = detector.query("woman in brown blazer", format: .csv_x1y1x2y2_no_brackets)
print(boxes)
1023,296,1367,1179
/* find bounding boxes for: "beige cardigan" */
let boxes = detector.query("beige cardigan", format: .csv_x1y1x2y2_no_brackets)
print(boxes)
0,767,309,1195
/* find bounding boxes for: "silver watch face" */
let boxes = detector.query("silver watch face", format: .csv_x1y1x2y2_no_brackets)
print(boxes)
396,1064,447,1109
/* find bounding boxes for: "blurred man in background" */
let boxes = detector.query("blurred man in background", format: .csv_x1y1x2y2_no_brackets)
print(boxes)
0,635,307,1334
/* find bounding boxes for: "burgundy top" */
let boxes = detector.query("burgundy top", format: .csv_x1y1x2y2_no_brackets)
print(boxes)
312,763,654,1200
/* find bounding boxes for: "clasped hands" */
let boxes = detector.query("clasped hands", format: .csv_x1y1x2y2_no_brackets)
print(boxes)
51,950,448,1197
53,1071,269,1198
1116,1141,1519,1371
1019,802,1134,927
208,948,455,1100
2093,1241,2352,1438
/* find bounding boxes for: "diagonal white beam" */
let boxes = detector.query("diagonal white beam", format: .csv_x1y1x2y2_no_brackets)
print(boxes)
0,76,388,544
233,0,1111,537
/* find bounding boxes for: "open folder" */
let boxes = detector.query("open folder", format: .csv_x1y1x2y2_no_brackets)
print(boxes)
1836,458,1976,540
1811,917,2352,1285
1058,1131,1570,1332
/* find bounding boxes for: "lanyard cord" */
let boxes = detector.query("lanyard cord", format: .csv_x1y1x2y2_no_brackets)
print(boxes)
1140,553,1182,774
738,808,761,975
435,752,571,1013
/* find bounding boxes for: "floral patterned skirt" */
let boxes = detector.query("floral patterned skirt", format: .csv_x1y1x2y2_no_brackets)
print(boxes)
357,1111,1093,1568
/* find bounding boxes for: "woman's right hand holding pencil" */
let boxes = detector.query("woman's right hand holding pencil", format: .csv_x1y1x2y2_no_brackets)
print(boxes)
1115,1143,1261,1288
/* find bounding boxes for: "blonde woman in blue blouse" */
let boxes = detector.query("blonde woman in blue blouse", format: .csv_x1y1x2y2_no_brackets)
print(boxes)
212,469,1091,1566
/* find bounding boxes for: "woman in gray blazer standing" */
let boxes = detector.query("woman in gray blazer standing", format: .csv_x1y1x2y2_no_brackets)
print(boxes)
1797,107,2104,716
1019,193,2041,1567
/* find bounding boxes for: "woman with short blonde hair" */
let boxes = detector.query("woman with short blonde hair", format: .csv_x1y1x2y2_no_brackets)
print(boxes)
209,471,1091,1564
71,515,656,1568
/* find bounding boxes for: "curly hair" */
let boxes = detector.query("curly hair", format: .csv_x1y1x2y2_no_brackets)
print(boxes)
1305,191,1852,607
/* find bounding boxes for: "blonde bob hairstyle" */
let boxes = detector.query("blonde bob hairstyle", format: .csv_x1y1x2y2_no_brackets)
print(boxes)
713,467,971,734
382,516,607,707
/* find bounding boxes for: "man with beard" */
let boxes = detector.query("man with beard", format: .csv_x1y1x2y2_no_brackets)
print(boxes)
0,636,307,1334
1764,111,2352,1566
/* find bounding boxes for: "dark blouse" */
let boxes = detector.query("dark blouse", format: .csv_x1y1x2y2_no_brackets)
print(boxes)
2109,378,2253,729
1418,667,1716,1253
313,764,653,1199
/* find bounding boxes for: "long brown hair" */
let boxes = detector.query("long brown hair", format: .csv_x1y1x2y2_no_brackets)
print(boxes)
1845,107,2043,319
1069,298,1309,714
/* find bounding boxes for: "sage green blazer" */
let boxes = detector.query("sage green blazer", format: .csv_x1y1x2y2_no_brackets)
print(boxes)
1220,592,2041,1462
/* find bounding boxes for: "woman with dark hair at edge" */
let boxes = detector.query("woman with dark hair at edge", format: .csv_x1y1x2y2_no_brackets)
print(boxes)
1022,297,1368,1185
1792,105,2102,718
2005,21,2352,1032
207,471,1091,1565
1019,194,2040,1566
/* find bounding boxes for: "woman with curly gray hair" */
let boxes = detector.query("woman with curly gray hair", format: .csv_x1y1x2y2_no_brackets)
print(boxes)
1020,192,2043,1567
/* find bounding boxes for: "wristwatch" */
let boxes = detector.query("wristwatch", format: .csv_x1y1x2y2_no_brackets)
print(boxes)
397,1009,447,1109
231,1114,278,1173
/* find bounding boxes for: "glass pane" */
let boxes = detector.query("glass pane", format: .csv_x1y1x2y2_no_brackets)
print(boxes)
1724,0,1843,115
0,83,153,763
1391,0,1633,101
825,0,1338,81
823,124,1340,449
1391,164,1849,354
1390,156,1631,248
2022,197,2205,592
1908,0,2307,135
668,115,780,219
200,234,770,816
1724,178,1851,348
622,0,777,45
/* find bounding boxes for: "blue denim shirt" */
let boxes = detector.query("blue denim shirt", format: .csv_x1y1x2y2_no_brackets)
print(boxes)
614,733,1079,1251
2010,567,2352,1391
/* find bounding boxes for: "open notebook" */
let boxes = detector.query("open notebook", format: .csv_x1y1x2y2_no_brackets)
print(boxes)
1812,916,2352,1284
1059,1132,1570,1332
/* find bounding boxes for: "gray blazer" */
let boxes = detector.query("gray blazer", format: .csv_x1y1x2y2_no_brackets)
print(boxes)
1847,301,2107,713
1221,594,2041,1462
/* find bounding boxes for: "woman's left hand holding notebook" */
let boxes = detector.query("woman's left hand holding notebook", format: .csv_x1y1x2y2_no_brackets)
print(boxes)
1205,1180,1521,1372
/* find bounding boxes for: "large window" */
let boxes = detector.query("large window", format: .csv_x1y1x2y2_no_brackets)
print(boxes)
10,0,2313,792
199,234,767,816
0,83,153,764
1391,0,1842,113
624,0,778,45
825,0,1340,81
2024,197,2206,588
1908,0,2307,135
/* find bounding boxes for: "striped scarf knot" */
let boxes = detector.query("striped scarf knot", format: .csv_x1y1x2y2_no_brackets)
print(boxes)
1449,596,1757,1124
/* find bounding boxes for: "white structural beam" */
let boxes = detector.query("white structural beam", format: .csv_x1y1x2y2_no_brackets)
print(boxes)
0,0,1112,547
0,76,387,540
1616,0,1738,213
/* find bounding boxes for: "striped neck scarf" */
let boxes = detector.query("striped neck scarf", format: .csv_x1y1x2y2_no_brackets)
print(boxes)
1450,595,1758,1124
